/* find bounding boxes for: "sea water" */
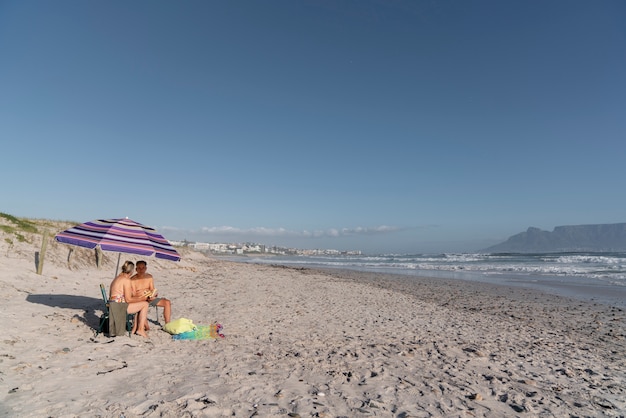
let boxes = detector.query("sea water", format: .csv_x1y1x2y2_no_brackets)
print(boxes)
230,252,626,307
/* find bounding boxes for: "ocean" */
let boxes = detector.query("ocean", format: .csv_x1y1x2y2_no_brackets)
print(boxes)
228,252,626,307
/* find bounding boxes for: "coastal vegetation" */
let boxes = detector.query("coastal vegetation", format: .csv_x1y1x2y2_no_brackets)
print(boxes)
0,213,76,257
0,212,38,243
0,213,77,236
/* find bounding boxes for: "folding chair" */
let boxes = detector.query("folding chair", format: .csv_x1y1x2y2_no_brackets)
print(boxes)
96,283,135,337
151,303,161,325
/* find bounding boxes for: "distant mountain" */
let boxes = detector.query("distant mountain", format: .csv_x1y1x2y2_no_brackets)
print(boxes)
482,223,626,253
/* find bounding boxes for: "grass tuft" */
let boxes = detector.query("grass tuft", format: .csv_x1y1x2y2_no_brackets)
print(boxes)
0,213,39,234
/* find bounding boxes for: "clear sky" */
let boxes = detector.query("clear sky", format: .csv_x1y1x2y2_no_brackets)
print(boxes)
1,1,625,254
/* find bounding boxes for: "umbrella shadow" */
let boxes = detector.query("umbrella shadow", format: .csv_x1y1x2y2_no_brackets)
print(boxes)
26,294,104,329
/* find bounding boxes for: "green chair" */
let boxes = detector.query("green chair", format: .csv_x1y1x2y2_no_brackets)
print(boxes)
96,283,135,337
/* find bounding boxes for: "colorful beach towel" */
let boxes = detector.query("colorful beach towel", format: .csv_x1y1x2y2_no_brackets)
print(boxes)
172,323,225,340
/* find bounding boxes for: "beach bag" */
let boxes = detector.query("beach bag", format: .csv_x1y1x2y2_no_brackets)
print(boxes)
163,318,196,335
100,314,109,334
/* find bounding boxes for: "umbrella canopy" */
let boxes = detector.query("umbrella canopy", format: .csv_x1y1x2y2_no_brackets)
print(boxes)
55,218,181,261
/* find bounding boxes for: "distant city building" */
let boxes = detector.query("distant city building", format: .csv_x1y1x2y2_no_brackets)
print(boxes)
170,240,360,256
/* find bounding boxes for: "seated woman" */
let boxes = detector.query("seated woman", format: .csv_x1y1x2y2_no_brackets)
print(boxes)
109,261,150,338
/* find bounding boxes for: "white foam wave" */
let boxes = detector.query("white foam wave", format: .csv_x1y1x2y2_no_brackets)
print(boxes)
241,252,626,286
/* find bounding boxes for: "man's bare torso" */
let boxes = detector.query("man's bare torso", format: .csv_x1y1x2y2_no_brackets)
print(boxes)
131,272,154,296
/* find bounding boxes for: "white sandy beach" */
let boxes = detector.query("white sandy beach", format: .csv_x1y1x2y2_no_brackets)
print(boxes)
1,221,625,417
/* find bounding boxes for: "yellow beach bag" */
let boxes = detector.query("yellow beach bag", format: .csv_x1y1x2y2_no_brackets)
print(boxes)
163,318,196,335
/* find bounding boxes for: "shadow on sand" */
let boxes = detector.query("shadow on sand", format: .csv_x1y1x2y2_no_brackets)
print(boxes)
26,294,103,329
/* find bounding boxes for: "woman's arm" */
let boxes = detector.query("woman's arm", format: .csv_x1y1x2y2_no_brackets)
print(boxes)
123,281,149,303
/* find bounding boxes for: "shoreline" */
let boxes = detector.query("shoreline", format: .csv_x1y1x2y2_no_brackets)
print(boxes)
237,258,626,309
304,265,626,330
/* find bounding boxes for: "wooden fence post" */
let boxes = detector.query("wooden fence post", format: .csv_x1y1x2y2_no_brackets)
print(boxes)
95,247,103,268
67,247,74,270
36,230,49,275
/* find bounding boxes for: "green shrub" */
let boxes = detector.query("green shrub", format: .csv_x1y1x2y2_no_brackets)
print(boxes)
0,213,39,234
0,225,14,234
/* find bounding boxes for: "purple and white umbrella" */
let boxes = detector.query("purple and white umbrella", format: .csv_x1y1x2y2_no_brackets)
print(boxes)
55,218,181,268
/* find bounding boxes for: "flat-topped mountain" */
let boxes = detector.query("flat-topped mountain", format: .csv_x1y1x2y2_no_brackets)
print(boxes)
483,223,626,253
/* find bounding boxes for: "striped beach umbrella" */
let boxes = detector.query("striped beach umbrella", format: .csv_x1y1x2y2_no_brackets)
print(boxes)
55,218,181,262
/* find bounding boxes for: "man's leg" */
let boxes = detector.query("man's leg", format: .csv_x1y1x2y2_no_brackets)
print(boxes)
158,298,171,323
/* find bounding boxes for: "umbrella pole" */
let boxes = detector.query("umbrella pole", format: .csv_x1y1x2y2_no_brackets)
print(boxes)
115,253,121,277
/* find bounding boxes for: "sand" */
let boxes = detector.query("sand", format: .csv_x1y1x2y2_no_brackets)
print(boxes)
1,227,625,417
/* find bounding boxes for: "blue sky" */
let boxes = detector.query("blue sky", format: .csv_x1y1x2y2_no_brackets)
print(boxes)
1,1,625,254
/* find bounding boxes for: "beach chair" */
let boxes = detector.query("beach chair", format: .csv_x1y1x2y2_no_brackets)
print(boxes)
96,283,135,337
151,303,161,325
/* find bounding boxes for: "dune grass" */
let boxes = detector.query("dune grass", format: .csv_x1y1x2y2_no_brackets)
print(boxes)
0,212,39,242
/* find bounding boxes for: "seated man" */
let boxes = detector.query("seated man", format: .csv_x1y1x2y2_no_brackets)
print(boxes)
131,260,172,329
